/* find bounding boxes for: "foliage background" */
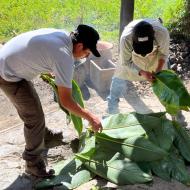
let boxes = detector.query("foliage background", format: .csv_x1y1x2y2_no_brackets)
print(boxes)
0,0,188,42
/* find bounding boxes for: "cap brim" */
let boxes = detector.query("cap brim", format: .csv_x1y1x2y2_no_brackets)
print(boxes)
133,41,153,55
91,48,101,57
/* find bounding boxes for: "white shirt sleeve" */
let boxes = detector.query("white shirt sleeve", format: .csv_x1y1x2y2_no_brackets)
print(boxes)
154,26,170,61
120,35,141,75
54,50,74,88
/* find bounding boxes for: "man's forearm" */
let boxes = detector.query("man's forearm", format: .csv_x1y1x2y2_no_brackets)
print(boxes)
58,86,102,132
60,96,94,122
156,58,165,72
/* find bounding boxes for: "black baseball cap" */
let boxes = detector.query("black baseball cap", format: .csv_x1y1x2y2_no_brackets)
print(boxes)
76,24,101,57
132,21,155,56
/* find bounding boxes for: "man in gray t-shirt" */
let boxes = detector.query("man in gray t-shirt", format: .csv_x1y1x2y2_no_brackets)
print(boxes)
0,24,102,177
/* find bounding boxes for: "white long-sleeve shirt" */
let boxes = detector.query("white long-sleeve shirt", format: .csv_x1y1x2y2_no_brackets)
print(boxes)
114,18,170,81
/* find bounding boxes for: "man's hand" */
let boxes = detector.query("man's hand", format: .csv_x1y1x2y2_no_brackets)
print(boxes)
88,114,103,133
139,70,155,82
58,86,103,133
156,59,165,73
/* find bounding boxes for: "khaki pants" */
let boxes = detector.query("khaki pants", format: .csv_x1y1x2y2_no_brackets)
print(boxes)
0,76,45,161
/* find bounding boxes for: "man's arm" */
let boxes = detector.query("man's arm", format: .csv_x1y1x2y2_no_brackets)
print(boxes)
156,58,165,72
120,36,141,75
138,70,154,82
58,85,102,132
139,58,166,82
139,26,170,82
155,26,170,72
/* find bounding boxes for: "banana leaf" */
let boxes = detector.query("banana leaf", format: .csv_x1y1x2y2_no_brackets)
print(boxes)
70,80,84,136
135,113,176,151
152,70,190,115
150,146,190,185
101,113,146,139
143,112,167,118
101,112,167,139
96,133,167,161
132,113,176,151
101,113,175,151
142,117,176,151
35,157,95,189
173,121,190,162
76,147,152,185
41,74,84,136
137,161,152,175
78,131,96,156
76,133,152,185
40,74,69,115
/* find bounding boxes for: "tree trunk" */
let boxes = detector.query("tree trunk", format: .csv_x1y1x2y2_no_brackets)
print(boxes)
119,0,134,38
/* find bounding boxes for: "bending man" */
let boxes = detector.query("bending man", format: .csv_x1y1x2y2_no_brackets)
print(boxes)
0,24,102,177
107,18,170,114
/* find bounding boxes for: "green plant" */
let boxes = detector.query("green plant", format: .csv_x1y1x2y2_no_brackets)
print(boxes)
167,0,190,38
35,157,95,189
0,0,188,42
36,112,190,189
41,73,84,136
134,0,185,29
36,70,190,189
152,70,190,115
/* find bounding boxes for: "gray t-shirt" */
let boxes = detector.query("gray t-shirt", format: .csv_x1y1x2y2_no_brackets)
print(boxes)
0,28,74,88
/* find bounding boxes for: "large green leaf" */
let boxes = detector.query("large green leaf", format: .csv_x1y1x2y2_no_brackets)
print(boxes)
143,112,167,118
78,131,96,157
70,80,84,136
152,70,190,115
101,113,146,139
173,121,190,162
150,146,190,185
96,133,167,161
133,113,176,151
41,74,84,136
71,80,84,108
142,117,176,151
101,112,167,139
101,113,175,151
35,157,95,189
76,147,152,185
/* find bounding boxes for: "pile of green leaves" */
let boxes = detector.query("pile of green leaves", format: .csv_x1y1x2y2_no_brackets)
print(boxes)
36,112,190,189
36,71,190,189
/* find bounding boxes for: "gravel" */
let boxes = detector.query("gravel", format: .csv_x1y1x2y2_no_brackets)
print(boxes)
169,38,190,80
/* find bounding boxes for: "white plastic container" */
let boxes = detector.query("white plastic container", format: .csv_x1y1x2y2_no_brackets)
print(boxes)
90,41,113,60
90,59,116,93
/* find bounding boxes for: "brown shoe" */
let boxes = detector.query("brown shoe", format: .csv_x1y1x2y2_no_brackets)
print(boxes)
25,157,55,178
44,127,63,148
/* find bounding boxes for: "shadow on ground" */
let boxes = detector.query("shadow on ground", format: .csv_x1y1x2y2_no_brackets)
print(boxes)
82,79,153,114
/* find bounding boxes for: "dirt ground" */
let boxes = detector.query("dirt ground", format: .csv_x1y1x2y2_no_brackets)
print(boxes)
0,73,190,190
1,40,190,190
